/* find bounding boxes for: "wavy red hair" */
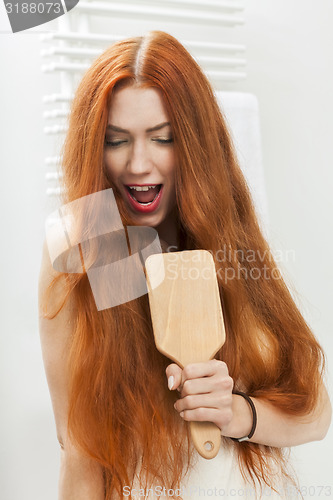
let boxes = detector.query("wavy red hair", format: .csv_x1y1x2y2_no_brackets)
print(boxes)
43,31,325,498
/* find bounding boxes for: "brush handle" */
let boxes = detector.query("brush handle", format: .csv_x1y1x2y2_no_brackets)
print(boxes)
189,421,221,459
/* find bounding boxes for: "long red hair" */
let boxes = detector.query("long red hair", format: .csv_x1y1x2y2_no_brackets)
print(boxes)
44,31,325,498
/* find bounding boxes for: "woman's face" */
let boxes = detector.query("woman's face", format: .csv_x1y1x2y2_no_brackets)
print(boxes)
104,85,177,232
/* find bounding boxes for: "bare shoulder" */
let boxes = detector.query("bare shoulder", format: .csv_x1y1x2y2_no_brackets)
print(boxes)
38,239,75,446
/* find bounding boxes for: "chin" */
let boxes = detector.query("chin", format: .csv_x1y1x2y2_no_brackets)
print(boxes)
131,212,165,228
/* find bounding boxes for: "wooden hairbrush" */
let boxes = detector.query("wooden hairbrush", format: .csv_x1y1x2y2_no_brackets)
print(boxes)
145,250,226,459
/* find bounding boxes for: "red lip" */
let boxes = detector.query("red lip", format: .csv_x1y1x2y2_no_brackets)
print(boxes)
125,185,163,214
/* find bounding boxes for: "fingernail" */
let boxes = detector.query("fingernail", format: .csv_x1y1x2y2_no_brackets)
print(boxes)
180,411,184,418
168,375,174,390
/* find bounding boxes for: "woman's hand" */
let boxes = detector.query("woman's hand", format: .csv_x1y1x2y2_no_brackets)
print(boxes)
166,360,332,445
166,359,235,433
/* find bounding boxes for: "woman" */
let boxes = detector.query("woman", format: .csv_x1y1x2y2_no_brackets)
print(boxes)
39,31,331,499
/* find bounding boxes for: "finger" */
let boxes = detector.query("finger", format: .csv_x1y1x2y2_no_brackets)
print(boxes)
180,373,233,397
177,407,233,429
165,363,182,391
181,360,228,385
180,377,212,397
174,393,232,413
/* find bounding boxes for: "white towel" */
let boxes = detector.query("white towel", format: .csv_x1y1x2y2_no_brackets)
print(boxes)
215,91,269,235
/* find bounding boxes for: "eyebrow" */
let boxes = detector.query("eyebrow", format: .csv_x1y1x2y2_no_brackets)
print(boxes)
106,122,171,133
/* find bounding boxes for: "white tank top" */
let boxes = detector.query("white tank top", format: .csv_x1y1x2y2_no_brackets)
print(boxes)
128,444,301,499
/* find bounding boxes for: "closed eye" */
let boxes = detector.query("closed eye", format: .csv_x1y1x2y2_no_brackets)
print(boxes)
105,139,127,148
152,138,174,144
105,137,173,147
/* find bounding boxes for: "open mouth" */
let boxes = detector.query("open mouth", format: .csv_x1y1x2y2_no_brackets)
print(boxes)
125,184,162,206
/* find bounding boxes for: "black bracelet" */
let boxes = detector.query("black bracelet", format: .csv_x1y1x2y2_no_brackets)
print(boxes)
230,390,257,442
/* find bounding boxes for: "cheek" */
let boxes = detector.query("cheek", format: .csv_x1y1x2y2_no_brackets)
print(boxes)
156,150,176,178
104,151,124,181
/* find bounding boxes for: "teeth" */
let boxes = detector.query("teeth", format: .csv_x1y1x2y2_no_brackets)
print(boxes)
128,185,157,191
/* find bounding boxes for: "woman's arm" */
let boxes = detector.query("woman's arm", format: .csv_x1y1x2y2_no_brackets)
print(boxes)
225,383,331,447
38,241,105,500
167,360,332,447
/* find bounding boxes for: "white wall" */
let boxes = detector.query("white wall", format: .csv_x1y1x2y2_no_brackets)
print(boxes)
0,1,332,498
238,2,333,490
0,6,61,499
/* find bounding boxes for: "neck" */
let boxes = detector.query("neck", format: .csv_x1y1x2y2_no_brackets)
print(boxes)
155,209,179,252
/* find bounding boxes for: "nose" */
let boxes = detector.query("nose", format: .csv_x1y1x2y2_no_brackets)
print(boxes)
127,139,153,176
